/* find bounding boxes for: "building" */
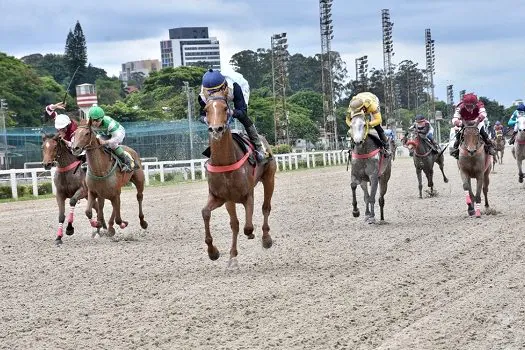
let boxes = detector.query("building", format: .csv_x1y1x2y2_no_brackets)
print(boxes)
119,59,160,86
512,99,524,106
160,27,221,69
75,83,98,118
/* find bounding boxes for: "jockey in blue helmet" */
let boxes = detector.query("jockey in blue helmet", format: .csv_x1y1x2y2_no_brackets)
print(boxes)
198,69,268,162
410,114,439,152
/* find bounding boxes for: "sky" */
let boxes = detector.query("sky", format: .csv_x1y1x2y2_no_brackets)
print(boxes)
1,0,524,107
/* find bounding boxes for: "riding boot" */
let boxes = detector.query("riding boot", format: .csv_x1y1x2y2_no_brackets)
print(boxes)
114,146,133,172
450,135,461,159
480,128,496,156
509,130,518,145
374,125,391,157
246,125,268,162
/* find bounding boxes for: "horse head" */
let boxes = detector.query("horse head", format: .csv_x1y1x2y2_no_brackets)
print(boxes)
461,121,482,156
205,93,231,141
349,114,369,145
516,116,525,132
71,119,98,156
41,133,61,170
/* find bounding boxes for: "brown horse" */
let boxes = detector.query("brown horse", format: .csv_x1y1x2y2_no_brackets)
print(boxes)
457,122,492,217
70,119,148,236
511,116,525,182
41,134,106,245
201,95,277,267
494,132,505,166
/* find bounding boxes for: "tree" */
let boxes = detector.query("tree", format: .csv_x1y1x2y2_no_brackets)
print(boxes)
129,71,146,90
96,77,124,106
64,21,88,96
287,90,324,125
229,49,272,89
84,64,107,85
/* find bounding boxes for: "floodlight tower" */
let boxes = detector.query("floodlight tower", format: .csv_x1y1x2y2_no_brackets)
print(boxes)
355,55,368,92
382,9,395,125
447,84,454,118
271,32,289,145
320,0,337,150
425,29,436,124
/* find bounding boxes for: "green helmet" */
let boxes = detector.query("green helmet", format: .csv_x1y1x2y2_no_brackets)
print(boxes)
88,106,105,120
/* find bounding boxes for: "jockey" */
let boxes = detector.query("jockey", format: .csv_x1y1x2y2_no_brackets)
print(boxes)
508,103,525,144
384,123,396,142
346,91,390,156
494,121,504,138
45,102,78,147
87,105,133,172
409,114,439,152
198,68,268,162
450,93,495,159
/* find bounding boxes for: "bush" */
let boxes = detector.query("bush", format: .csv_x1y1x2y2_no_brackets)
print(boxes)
271,144,292,154
0,186,12,199
38,182,53,195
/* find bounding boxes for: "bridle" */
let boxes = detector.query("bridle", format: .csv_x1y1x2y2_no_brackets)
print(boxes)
204,95,234,128
75,124,104,151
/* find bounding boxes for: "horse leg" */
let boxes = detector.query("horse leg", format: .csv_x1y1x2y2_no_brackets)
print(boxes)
438,155,449,183
85,190,101,229
483,170,490,210
225,201,239,268
425,167,434,197
66,187,84,236
416,167,423,199
261,170,275,249
55,195,66,245
361,182,371,219
474,174,484,218
351,182,360,217
367,176,379,224
518,158,524,183
378,178,389,221
461,173,475,216
131,170,148,229
242,192,255,240
201,194,226,260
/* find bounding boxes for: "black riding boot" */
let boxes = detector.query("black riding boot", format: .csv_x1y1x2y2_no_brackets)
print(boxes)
245,125,267,162
480,128,496,156
374,125,391,156
450,133,461,159
509,130,518,145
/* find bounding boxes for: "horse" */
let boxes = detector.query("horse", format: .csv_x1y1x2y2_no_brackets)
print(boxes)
493,131,505,166
511,116,525,183
348,116,392,224
388,137,397,161
457,121,492,217
201,95,277,267
41,134,106,245
404,131,448,198
70,119,148,236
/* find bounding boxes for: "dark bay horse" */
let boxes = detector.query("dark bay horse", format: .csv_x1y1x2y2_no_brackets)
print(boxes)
71,119,148,236
494,131,505,166
457,122,492,217
41,134,106,245
348,115,392,224
404,131,448,198
511,116,525,182
202,95,277,267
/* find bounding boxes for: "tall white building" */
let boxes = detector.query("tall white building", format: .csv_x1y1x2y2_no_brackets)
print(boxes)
119,59,160,86
160,27,221,70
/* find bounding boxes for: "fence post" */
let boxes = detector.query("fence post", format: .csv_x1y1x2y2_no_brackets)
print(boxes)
306,153,310,168
31,170,38,197
50,168,56,195
190,160,196,181
159,163,165,183
144,164,150,186
200,160,206,180
323,153,326,166
281,156,286,171
294,155,299,170
10,172,17,199
313,154,317,167
288,154,293,170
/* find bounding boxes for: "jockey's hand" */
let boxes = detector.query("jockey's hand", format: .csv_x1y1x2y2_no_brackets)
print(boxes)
454,120,462,127
51,102,66,110
98,139,107,145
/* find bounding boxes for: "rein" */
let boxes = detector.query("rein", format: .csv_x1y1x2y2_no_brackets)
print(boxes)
76,124,117,179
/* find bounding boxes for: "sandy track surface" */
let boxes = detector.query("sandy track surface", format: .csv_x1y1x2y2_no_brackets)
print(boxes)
1,154,524,349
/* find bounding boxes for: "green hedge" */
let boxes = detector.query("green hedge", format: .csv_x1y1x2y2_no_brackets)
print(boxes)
0,182,53,199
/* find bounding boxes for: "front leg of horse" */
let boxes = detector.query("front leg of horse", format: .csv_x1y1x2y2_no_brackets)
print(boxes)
243,193,255,240
112,195,128,230
225,201,240,268
85,191,101,229
55,196,66,246
201,194,225,261
483,171,490,209
461,174,475,216
518,159,524,183
438,156,449,183
361,182,371,219
261,171,275,249
65,188,85,236
131,170,148,229
350,182,360,217
474,175,484,218
367,177,379,224
416,168,423,199
426,168,435,197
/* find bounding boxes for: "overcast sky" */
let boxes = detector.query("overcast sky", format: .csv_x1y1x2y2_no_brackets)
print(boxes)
1,0,524,107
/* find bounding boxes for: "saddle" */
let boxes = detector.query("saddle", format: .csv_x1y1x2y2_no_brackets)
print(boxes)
202,132,257,166
104,147,137,172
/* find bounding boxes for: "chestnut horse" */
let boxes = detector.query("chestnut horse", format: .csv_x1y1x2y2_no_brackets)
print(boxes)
457,122,492,217
41,134,106,245
70,119,148,236
348,115,392,224
202,95,277,267
493,131,505,166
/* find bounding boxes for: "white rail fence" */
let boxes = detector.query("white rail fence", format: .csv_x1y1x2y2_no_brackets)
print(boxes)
0,151,349,199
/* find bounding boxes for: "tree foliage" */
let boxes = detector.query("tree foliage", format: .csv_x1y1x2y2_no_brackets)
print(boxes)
64,21,88,96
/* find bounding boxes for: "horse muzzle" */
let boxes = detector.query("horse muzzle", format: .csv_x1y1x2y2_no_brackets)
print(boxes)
71,146,83,156
42,161,55,170
208,125,226,140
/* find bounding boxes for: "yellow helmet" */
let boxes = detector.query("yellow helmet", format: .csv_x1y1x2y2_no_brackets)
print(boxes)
349,97,366,117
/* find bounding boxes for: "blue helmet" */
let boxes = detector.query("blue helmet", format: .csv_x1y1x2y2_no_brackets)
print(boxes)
415,114,425,121
517,103,525,112
495,121,501,125
202,69,226,91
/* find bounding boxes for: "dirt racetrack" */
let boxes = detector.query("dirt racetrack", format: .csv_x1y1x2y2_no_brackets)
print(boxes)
1,153,524,349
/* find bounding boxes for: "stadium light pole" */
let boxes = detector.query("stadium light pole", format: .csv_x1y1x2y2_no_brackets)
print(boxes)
0,99,7,170
271,32,289,145
382,9,395,125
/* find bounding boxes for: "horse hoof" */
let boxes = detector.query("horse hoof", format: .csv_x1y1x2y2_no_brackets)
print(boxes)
519,176,523,183
262,236,273,249
140,221,148,229
367,217,376,224
208,248,220,261
107,227,116,237
246,233,255,239
65,227,74,236
55,237,63,246
90,220,99,228
119,221,128,229
352,210,360,218
444,178,449,183
227,257,239,269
